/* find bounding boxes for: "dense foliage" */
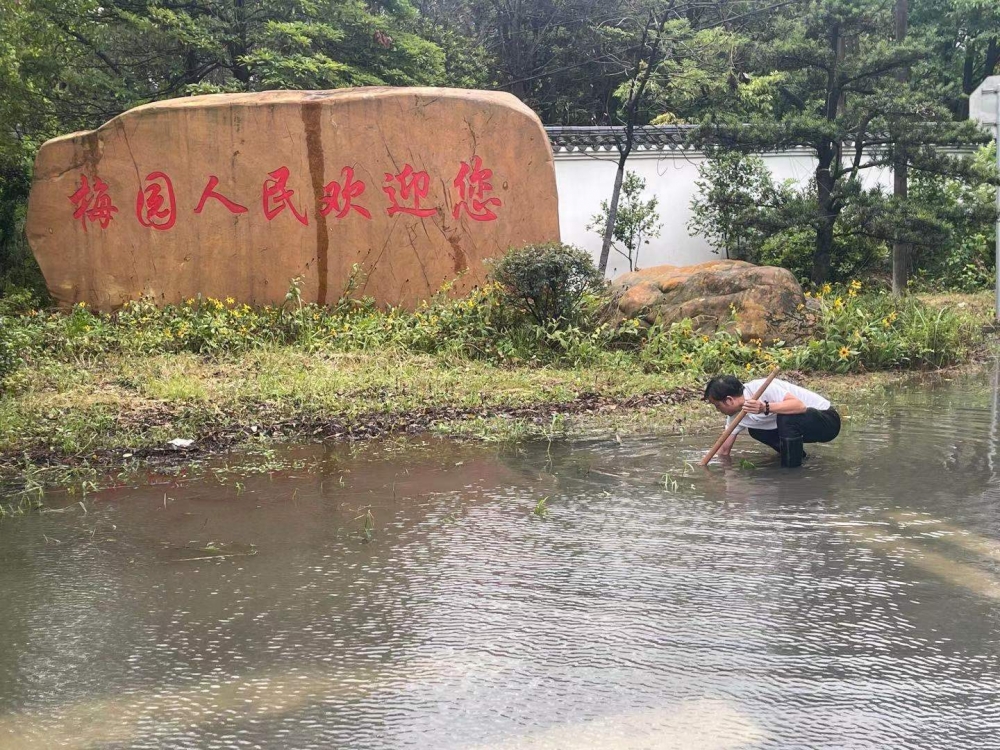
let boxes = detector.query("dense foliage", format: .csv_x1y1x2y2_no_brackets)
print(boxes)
0,0,997,294
0,277,985,396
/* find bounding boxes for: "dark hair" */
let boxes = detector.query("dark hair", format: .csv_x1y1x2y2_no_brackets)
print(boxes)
704,375,744,401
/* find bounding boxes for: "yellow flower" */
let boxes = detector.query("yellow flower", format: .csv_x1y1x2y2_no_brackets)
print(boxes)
822,283,832,295
832,297,844,311
847,288,857,298
849,280,862,291
225,297,236,305
701,335,710,342
745,363,754,371
838,346,850,360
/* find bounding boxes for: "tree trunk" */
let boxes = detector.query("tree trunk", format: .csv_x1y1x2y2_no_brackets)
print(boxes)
988,37,1000,78
811,23,843,286
959,45,976,119
892,0,910,296
599,154,628,276
813,216,835,286
813,149,837,285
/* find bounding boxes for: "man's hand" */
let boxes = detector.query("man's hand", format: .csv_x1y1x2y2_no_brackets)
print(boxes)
742,398,765,414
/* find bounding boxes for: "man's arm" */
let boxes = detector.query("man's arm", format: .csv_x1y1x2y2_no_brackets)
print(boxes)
717,428,740,457
743,393,806,415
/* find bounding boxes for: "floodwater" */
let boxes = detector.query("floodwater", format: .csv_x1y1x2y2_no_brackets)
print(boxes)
2,375,1000,749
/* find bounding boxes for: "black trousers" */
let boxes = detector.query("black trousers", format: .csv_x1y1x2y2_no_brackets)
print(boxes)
748,408,841,452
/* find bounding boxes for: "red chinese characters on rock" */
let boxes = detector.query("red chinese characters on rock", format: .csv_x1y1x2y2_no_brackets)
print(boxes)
195,176,249,215
320,167,371,220
68,175,119,231
452,156,502,222
67,161,507,230
262,167,308,226
135,171,177,231
383,165,436,218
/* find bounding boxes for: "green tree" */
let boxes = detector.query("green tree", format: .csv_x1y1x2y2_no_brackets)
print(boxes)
910,0,1000,120
695,0,990,284
592,1,786,275
688,150,795,261
588,170,661,272
908,144,999,290
0,0,453,158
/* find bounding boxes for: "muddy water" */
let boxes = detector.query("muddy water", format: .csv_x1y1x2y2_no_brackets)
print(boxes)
2,376,1000,749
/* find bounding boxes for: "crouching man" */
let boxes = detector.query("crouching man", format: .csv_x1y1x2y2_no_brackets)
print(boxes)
704,375,841,467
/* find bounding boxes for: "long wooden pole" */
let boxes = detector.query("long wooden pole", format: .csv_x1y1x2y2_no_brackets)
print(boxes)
700,367,781,466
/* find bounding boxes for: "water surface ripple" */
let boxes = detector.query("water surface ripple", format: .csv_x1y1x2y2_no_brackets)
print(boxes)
2,377,1000,748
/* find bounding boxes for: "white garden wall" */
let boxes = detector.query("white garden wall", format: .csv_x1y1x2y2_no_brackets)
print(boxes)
551,147,892,277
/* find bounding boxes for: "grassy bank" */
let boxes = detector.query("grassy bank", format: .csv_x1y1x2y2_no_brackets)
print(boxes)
0,285,993,495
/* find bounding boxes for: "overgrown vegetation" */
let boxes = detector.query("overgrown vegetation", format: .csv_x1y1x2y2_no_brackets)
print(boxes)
2,0,997,295
0,270,986,394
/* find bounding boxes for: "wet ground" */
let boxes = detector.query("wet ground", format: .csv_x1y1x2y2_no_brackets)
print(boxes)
2,374,1000,749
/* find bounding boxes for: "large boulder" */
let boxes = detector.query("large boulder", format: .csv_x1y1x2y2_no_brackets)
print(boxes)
610,260,814,344
26,87,559,311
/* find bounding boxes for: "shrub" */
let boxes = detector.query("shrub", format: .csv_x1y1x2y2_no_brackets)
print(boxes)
688,150,793,262
0,159,50,302
489,243,605,328
786,285,980,372
908,144,998,292
757,229,888,287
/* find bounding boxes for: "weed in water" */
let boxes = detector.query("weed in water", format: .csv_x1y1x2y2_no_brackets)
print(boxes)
533,496,550,517
0,493,44,518
355,506,375,542
738,459,758,470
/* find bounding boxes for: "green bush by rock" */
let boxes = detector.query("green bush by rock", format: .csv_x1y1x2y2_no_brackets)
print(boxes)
488,242,604,328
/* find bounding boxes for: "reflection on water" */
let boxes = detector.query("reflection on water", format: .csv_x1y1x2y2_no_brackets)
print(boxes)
2,375,1000,749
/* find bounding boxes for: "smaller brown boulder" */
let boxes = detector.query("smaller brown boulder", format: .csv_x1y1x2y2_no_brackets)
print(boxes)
610,260,814,344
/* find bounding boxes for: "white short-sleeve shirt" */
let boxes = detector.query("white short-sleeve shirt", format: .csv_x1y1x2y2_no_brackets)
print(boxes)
725,378,831,434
